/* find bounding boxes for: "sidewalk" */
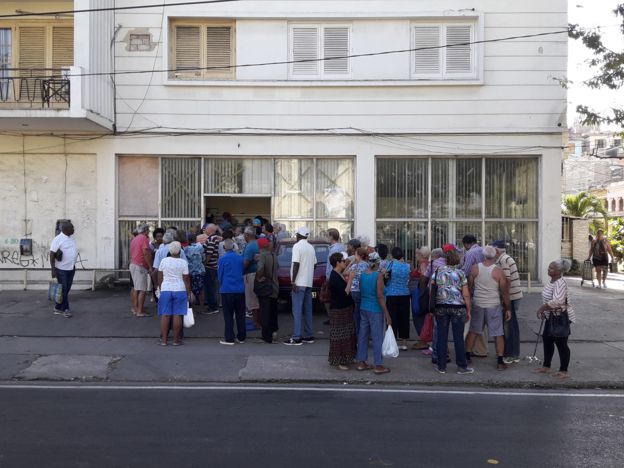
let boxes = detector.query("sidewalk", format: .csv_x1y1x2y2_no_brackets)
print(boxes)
1,277,623,389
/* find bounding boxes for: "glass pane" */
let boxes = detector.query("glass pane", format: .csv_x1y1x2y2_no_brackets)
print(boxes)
161,158,201,218
315,221,353,243
485,221,538,278
204,158,272,195
376,158,428,218
432,158,481,219
431,221,482,249
316,159,354,218
376,221,428,263
0,28,11,100
274,159,314,219
118,156,159,217
271,220,312,240
486,158,538,218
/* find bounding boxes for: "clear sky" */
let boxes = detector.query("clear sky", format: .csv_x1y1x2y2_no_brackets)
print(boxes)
568,1,624,129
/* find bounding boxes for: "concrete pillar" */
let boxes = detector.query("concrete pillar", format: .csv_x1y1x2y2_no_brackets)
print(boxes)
354,150,375,244
95,143,116,268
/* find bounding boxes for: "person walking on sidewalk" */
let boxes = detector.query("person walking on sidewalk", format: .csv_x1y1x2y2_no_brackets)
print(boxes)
129,224,152,317
49,221,78,318
284,227,317,346
255,237,279,343
157,242,191,346
492,240,523,364
465,246,512,371
327,252,356,370
587,229,614,289
217,239,246,345
535,259,576,379
356,252,393,375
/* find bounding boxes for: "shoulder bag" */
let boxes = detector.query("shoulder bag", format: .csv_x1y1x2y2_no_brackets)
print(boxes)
254,254,274,297
428,268,440,313
543,298,571,338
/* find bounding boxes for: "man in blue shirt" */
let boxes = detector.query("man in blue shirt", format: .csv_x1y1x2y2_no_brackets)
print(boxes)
242,226,260,323
218,239,246,345
153,231,187,270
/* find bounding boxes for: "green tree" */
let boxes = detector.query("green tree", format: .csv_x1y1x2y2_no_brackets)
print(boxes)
562,191,608,227
610,217,624,260
569,5,624,128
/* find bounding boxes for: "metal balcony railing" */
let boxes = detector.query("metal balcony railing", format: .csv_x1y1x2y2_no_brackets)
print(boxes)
0,68,71,109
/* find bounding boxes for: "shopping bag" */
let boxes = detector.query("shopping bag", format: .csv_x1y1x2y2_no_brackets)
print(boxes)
382,326,399,358
183,305,195,328
419,313,434,343
48,280,63,304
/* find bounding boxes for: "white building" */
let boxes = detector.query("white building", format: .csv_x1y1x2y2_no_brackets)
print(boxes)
0,0,567,286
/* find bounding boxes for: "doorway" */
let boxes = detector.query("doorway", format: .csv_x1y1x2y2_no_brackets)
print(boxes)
204,196,271,226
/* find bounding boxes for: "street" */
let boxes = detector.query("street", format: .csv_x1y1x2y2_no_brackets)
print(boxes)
1,385,622,468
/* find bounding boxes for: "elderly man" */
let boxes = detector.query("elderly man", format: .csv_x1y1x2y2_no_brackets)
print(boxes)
325,228,345,279
202,223,222,315
153,230,187,271
242,226,261,324
466,246,512,371
284,227,317,346
218,239,246,345
49,221,78,318
129,224,152,317
461,234,489,357
492,240,523,364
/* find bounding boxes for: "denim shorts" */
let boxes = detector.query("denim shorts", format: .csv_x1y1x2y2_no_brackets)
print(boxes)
158,290,188,316
470,305,504,337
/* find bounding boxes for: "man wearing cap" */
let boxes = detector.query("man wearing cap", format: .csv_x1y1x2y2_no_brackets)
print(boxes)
284,227,317,346
492,240,523,364
129,224,152,317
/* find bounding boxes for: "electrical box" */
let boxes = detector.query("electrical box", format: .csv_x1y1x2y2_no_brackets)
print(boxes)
20,239,32,256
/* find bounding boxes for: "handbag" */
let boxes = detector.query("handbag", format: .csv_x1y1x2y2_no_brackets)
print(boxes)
382,326,399,358
183,305,195,328
254,278,273,297
428,268,440,313
419,313,434,343
544,311,571,338
48,280,63,304
54,249,63,261
319,280,331,304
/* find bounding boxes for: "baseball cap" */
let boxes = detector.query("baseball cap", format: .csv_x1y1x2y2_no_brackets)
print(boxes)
296,226,310,237
491,240,506,249
252,218,262,226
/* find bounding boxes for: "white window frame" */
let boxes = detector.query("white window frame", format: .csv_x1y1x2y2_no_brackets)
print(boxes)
411,21,479,81
288,23,352,80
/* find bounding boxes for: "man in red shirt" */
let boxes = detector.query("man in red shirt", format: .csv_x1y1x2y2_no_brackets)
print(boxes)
130,224,152,317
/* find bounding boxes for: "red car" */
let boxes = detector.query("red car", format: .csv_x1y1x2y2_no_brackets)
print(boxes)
276,239,330,300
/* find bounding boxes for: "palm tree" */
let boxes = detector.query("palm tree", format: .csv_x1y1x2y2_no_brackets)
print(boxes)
562,191,608,228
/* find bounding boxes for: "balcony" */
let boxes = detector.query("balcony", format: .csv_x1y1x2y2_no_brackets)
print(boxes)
0,69,70,110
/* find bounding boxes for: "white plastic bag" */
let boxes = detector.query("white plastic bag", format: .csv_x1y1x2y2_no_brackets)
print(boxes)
382,326,399,358
183,305,195,328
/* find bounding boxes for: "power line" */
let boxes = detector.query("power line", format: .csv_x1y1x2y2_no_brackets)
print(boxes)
0,0,241,18
8,29,570,79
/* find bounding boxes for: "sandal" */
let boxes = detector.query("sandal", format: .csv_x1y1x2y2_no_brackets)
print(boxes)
172,341,183,347
159,341,167,347
135,313,152,317
533,367,551,374
412,342,429,350
552,371,569,379
356,362,373,371
373,366,391,375
337,365,350,371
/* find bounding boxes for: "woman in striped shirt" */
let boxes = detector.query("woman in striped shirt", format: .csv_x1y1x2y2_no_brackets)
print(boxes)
535,259,576,379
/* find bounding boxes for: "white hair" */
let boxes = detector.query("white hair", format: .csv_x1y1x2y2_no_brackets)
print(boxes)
162,232,174,244
244,226,256,237
552,258,572,274
483,246,497,260
357,235,370,249
431,248,443,259
418,246,431,258
168,241,182,255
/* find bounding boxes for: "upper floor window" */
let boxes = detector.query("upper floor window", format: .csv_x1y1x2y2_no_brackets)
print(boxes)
289,24,351,79
596,139,606,149
411,22,476,80
170,20,235,80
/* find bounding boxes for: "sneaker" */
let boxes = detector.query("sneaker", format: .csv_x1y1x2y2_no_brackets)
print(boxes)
503,357,520,364
435,368,446,374
202,309,220,316
219,340,235,346
245,311,253,318
63,310,72,318
236,339,245,344
457,367,475,375
421,348,433,356
53,308,63,315
302,336,315,344
283,338,303,346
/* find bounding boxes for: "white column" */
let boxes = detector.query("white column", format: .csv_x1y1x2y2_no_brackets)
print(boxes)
354,149,376,243
95,143,116,268
540,147,563,282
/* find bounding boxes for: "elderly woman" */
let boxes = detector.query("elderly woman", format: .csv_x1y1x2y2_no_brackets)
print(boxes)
356,252,393,375
535,259,576,379
346,247,370,335
327,252,356,370
431,244,473,374
385,247,412,350
157,241,192,346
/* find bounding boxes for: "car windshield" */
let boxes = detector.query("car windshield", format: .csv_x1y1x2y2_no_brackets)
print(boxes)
277,244,329,267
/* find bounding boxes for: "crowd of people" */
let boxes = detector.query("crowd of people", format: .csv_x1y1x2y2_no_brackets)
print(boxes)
50,215,576,378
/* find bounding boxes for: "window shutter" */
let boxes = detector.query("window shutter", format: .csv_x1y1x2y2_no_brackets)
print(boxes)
445,25,472,74
205,26,232,74
174,26,201,77
292,27,319,76
52,26,74,71
323,27,349,75
413,26,440,75
18,26,46,72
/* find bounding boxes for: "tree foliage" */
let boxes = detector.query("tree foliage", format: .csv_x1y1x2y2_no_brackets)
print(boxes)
562,191,608,224
569,4,624,127
609,217,624,260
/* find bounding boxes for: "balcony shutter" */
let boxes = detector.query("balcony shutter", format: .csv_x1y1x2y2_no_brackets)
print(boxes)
52,26,74,72
445,25,472,74
206,26,232,75
413,26,441,75
18,26,46,72
323,27,349,75
292,27,319,76
174,25,201,77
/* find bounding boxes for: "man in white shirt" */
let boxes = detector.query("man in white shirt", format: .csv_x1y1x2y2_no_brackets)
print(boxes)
49,221,78,318
284,227,317,346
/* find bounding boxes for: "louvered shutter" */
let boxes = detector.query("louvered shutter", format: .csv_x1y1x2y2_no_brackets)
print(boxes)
413,26,441,76
323,27,349,75
52,26,74,73
18,26,46,72
206,26,232,75
445,25,472,74
292,27,319,76
174,26,201,77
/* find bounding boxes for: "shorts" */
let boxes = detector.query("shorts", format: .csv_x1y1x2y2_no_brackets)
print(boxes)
592,257,609,267
470,305,504,337
130,264,149,291
158,290,188,316
244,272,259,311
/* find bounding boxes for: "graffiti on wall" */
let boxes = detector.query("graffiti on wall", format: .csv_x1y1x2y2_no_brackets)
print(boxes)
0,239,88,269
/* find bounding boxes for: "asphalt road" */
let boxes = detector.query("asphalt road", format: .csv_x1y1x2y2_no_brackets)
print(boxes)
0,386,622,468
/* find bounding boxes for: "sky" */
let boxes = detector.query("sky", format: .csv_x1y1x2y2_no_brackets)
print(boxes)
568,0,624,129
